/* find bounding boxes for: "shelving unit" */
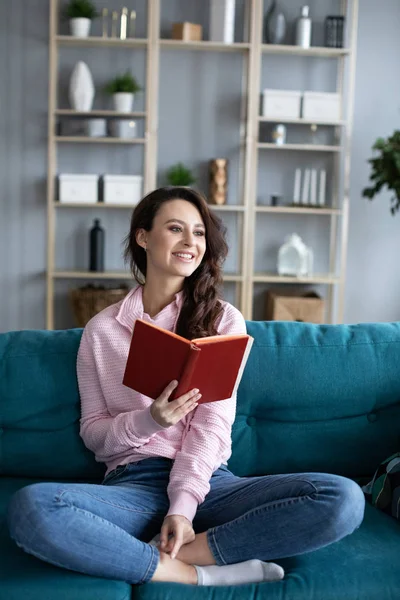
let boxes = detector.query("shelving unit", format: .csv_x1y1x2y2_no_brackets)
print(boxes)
46,0,358,328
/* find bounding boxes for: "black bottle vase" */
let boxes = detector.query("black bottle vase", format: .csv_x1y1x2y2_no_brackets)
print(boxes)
89,218,105,272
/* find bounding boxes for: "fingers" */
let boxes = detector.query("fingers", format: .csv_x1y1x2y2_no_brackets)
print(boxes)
171,388,202,412
159,380,178,402
160,521,171,550
171,531,183,560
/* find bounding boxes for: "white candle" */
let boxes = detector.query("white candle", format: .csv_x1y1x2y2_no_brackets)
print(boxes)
293,168,301,204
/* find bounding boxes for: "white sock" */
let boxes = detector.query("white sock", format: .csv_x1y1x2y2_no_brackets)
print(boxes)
194,559,284,586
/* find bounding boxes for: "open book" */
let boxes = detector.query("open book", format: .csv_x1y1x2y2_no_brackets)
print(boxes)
123,319,254,404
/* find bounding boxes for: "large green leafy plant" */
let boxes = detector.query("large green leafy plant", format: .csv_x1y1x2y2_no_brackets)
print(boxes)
63,0,99,19
362,130,400,215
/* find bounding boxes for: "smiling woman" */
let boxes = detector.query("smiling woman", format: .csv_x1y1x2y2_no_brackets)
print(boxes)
123,186,229,339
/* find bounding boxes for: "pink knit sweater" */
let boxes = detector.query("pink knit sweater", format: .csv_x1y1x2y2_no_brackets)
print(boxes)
77,285,246,523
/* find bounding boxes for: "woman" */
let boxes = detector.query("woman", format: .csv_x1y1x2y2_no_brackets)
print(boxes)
7,187,365,587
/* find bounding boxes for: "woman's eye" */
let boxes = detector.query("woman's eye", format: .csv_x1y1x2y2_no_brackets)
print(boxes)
170,226,182,232
195,231,205,236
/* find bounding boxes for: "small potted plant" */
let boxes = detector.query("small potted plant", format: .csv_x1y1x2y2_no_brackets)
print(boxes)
362,130,400,216
63,0,99,38
105,72,142,113
166,163,196,187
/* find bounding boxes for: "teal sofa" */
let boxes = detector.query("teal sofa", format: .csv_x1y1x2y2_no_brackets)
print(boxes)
1,321,400,600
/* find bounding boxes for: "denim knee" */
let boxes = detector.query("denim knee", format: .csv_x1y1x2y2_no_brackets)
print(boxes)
327,476,365,541
7,483,56,546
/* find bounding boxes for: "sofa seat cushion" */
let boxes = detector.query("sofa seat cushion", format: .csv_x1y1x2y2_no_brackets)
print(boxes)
0,477,132,600
135,502,400,600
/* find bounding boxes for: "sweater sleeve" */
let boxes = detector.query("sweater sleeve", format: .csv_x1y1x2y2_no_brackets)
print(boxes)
166,305,247,522
77,325,166,463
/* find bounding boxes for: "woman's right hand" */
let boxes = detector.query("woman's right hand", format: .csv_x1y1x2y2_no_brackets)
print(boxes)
150,381,201,428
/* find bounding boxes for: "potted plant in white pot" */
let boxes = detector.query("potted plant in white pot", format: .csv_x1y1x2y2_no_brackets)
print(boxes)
63,0,99,38
105,72,142,113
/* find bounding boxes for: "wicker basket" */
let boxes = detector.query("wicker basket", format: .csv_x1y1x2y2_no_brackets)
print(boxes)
69,285,130,327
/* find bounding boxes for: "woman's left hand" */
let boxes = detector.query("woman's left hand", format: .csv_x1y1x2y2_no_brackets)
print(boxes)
160,515,195,559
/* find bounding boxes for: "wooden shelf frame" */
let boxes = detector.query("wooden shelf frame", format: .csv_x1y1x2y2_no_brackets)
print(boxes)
46,0,358,328
243,0,359,324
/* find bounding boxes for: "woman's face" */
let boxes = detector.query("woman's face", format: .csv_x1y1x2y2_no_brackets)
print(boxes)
138,199,207,281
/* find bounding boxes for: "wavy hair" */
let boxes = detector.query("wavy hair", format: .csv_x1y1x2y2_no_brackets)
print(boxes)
123,186,228,339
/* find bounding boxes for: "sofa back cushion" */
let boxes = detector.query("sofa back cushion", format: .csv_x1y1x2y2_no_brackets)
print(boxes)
229,321,400,479
1,322,400,480
0,329,103,479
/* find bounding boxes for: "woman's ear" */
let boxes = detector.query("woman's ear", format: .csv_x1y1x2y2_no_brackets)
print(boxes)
135,229,147,251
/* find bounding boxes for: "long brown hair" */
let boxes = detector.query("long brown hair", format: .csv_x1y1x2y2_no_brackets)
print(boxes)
123,186,228,339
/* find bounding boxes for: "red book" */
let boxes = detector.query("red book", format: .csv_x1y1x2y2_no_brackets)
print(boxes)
123,319,254,404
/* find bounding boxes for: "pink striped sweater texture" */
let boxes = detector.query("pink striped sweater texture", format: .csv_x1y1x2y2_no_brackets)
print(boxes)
77,285,246,523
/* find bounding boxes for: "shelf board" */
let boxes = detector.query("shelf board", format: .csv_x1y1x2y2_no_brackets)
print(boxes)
262,44,349,57
54,203,246,211
55,136,146,144
256,206,341,215
160,40,250,52
257,143,341,152
253,273,340,284
53,270,243,282
258,117,346,126
55,109,146,119
56,35,147,48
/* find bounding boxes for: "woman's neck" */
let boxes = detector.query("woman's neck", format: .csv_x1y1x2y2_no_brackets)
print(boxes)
142,279,183,318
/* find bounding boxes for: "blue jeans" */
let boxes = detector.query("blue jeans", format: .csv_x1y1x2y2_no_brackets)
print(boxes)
7,458,365,585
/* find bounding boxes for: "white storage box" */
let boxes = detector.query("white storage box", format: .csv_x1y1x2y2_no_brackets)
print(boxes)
103,175,143,206
262,89,302,119
59,174,98,204
302,92,341,121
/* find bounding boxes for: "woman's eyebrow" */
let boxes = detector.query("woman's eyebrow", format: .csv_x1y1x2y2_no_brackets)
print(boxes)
164,218,205,228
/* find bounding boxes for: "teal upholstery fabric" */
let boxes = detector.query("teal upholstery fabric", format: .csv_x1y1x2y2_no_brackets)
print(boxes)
133,503,400,600
0,329,103,480
230,321,400,478
0,477,132,600
1,321,400,600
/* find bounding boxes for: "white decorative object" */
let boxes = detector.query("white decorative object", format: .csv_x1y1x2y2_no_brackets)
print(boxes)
210,0,236,44
70,17,91,38
277,233,313,277
293,168,301,204
262,89,302,119
59,174,98,204
295,6,312,48
301,168,311,204
69,61,95,111
103,175,143,205
319,169,326,206
302,92,341,121
109,120,137,138
310,169,317,205
85,119,107,137
272,124,286,145
113,92,134,113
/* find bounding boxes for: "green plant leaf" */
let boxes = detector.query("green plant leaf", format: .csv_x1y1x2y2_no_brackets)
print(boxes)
104,72,141,94
364,130,400,216
165,163,196,186
63,0,99,19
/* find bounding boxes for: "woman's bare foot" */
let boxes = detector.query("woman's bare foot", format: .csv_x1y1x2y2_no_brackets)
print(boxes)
175,532,217,566
150,550,198,584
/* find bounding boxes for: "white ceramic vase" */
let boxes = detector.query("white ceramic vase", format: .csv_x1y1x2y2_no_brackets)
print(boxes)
69,61,95,111
113,93,134,113
69,18,91,38
277,233,313,277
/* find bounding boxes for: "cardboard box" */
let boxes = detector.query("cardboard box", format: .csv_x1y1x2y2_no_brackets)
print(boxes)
266,290,325,324
172,22,203,41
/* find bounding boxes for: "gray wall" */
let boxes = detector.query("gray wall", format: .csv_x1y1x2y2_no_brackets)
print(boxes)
1,0,399,331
